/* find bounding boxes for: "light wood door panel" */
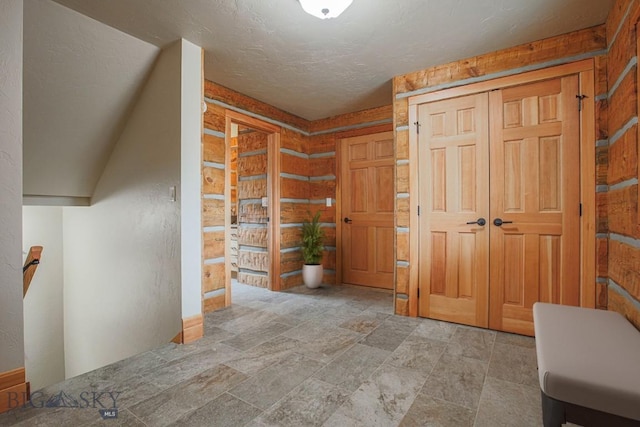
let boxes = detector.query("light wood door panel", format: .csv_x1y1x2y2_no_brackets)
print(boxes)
416,75,581,336
489,75,581,335
418,93,490,327
341,131,395,289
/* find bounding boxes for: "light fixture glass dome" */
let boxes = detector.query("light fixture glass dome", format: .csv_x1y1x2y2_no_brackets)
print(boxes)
299,0,353,19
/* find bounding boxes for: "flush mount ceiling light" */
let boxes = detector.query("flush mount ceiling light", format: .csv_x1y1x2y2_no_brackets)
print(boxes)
299,0,353,19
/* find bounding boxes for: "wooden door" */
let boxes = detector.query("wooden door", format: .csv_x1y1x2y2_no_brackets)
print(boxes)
489,76,581,335
340,131,395,289
417,93,490,327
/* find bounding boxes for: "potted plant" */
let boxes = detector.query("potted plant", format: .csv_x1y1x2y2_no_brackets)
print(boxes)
301,210,325,288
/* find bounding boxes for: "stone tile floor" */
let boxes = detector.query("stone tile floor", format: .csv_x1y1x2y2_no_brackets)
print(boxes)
0,282,542,426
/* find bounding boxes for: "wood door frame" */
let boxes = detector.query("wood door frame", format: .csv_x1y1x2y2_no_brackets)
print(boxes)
224,111,281,305
407,59,596,317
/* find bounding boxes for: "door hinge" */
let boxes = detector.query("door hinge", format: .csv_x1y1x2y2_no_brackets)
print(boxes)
417,288,420,298
414,121,421,134
417,205,420,216
576,94,587,111
579,203,582,217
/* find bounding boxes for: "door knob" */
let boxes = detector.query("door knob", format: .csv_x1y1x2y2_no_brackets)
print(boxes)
493,218,513,226
344,217,353,224
466,218,486,226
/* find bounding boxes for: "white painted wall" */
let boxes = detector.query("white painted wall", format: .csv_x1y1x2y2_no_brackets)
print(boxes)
22,207,65,390
63,42,183,378
0,0,25,374
23,0,159,198
181,39,203,319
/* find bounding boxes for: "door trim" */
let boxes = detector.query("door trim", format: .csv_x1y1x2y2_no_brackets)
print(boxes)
409,59,595,106
224,111,281,305
407,59,596,317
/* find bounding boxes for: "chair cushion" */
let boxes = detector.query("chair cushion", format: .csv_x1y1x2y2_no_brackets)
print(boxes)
533,302,640,421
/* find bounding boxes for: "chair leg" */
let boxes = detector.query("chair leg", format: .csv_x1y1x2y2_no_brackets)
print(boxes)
541,391,565,427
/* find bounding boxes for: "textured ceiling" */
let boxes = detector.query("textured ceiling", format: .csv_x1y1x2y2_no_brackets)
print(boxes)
26,0,613,199
53,0,613,121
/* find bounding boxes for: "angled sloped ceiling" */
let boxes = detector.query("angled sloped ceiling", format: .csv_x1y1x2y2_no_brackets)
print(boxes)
23,0,160,199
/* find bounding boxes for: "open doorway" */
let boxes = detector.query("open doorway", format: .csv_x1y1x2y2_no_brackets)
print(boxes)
225,111,281,304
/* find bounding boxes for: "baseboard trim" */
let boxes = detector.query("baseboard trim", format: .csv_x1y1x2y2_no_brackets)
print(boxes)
0,367,28,414
171,332,183,344
204,294,226,313
182,314,203,344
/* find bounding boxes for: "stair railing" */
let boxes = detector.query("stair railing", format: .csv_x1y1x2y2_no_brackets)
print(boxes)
23,246,43,297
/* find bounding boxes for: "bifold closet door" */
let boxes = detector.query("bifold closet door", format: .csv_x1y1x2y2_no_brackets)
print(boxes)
417,75,581,335
488,76,580,336
417,93,490,328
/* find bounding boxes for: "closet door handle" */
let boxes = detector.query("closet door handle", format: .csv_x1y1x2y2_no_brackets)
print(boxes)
344,217,353,224
466,218,486,226
493,218,513,227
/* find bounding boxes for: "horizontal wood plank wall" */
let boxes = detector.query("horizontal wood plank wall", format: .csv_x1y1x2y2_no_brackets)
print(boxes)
203,81,393,295
604,0,640,330
203,81,311,290
202,96,227,313
280,109,393,290
310,105,393,133
279,128,309,289
395,26,606,96
393,25,608,317
205,82,310,132
595,53,609,309
238,131,270,289
0,367,28,414
311,115,394,289
308,133,337,287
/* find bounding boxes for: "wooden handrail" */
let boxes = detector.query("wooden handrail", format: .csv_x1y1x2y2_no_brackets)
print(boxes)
23,246,43,298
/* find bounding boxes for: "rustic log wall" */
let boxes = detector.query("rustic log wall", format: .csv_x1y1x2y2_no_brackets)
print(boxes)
202,97,227,312
306,134,337,287
237,131,269,288
201,7,640,330
307,115,395,288
202,81,310,312
278,128,309,290
203,81,392,301
392,25,608,317
603,0,640,330
596,53,609,310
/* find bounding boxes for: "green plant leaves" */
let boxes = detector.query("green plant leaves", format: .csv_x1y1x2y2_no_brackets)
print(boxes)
301,210,325,264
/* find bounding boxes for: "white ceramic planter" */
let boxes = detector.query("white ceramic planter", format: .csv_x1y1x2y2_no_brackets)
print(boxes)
302,264,323,289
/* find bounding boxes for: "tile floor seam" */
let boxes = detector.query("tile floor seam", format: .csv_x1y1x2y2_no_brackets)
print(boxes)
394,361,437,425
472,331,498,426
222,321,296,353
290,339,359,366
413,339,447,391
222,391,266,414
124,407,149,427
251,374,341,423
371,328,425,373
119,378,175,415
424,361,486,411
226,352,328,412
